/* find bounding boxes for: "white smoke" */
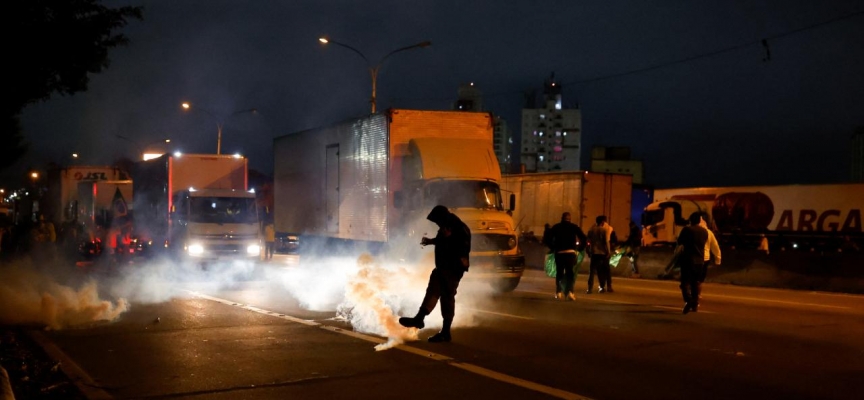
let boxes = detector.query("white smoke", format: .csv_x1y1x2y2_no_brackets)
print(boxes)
0,260,128,330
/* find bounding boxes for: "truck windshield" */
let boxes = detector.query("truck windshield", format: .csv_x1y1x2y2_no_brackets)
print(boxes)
642,209,665,227
189,197,257,224
425,180,503,210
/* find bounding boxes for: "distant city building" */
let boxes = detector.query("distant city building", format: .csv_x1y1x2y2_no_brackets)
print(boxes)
454,82,483,112
520,73,581,172
453,82,511,173
493,116,511,173
589,146,644,184
853,127,864,182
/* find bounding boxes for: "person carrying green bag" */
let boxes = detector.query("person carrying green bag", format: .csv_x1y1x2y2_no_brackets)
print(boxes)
544,212,588,301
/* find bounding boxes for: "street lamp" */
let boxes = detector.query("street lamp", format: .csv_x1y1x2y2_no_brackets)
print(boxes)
318,37,431,114
181,102,257,155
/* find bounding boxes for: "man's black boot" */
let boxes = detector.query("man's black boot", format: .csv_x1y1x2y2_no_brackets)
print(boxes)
399,310,426,329
428,318,452,342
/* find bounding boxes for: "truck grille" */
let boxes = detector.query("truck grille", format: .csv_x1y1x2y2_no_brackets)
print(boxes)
208,244,245,254
196,233,258,240
472,234,516,252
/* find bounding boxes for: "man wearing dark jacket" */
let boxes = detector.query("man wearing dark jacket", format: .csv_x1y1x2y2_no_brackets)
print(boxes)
545,212,587,300
399,205,471,343
676,212,709,314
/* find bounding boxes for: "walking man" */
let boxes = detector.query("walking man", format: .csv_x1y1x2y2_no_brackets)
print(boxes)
399,205,471,343
586,215,614,293
676,212,709,314
264,222,276,260
698,213,721,305
625,221,642,275
545,212,587,300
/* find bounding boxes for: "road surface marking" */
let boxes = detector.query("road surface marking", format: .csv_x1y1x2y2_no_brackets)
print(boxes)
188,291,591,400
462,307,535,320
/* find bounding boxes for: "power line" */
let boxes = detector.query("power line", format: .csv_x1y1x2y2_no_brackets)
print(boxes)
393,7,864,103
562,7,864,87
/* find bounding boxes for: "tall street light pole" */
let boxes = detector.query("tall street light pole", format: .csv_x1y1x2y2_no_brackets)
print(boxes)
319,37,431,114
181,102,257,155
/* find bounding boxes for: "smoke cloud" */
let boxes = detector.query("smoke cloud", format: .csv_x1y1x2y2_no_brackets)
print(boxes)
0,260,128,330
1,218,501,350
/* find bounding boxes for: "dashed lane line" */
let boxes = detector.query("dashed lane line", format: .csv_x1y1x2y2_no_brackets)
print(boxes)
461,307,535,320
185,291,592,400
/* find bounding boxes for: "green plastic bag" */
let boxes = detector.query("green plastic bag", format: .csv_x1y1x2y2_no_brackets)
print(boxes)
544,253,556,278
609,246,630,268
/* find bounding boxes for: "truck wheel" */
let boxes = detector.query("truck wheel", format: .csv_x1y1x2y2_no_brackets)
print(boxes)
494,277,521,293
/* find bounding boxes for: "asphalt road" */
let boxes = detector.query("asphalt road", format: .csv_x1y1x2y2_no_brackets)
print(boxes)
24,257,864,400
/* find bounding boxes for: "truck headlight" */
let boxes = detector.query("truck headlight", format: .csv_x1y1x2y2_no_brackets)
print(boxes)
508,237,517,249
188,244,204,255
247,244,261,255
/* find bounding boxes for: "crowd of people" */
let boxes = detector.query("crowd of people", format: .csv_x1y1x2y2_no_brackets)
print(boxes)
540,211,724,315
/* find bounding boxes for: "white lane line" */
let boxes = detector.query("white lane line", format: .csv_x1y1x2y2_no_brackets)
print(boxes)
462,307,535,320
186,291,321,326
188,291,590,400
450,362,592,400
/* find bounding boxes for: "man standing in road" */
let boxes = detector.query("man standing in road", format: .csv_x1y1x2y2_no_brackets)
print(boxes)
264,222,276,261
545,212,587,300
676,212,709,314
399,205,471,343
587,215,614,293
624,220,642,275
697,213,721,306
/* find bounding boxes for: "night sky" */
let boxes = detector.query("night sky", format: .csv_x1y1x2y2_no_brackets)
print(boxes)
11,0,864,189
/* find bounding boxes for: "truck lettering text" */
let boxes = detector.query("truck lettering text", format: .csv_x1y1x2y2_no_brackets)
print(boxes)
775,209,862,232
76,172,108,180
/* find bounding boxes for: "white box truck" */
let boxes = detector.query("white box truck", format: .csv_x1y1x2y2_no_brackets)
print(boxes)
500,171,633,240
45,165,126,226
133,153,261,261
273,109,525,291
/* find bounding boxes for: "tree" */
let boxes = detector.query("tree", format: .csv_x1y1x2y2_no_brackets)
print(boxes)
3,0,143,170
0,114,28,171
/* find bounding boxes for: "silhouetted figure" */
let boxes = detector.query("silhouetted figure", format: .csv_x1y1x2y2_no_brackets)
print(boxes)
587,215,614,293
675,212,709,314
399,205,471,343
264,222,275,260
545,212,587,300
624,221,642,274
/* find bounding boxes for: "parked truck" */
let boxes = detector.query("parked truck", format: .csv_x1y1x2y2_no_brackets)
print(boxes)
75,180,134,258
273,109,526,291
642,183,864,250
132,153,261,261
499,171,633,240
45,165,127,227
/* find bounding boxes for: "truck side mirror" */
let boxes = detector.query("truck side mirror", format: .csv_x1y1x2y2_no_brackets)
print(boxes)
509,194,516,212
394,191,403,209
